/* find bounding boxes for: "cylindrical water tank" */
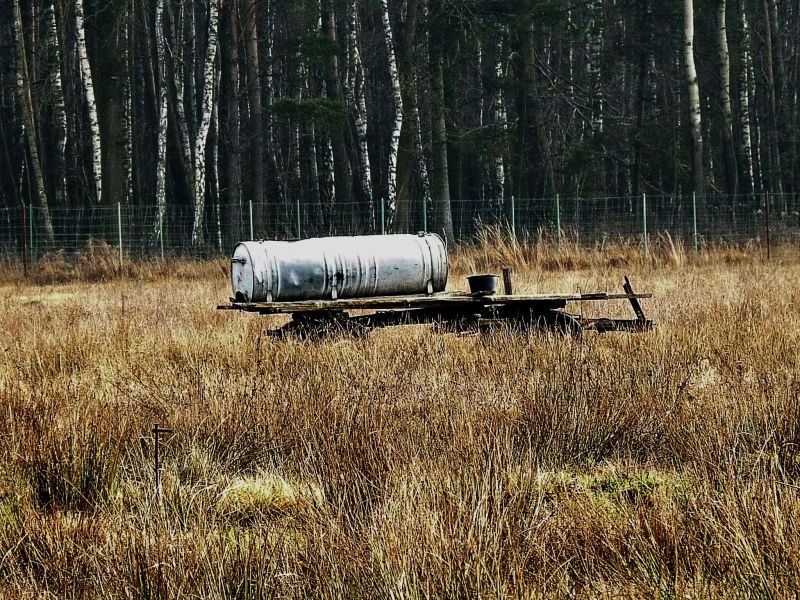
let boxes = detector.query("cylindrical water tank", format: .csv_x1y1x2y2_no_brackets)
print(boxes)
231,233,448,302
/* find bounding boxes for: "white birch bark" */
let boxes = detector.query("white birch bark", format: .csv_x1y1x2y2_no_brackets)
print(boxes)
494,36,507,203
155,0,169,239
716,0,737,194
683,0,704,195
348,1,372,205
46,1,67,207
739,1,755,193
191,0,220,245
122,0,133,205
75,0,102,205
380,0,402,219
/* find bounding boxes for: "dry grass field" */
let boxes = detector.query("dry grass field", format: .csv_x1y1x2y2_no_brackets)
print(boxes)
1,237,799,598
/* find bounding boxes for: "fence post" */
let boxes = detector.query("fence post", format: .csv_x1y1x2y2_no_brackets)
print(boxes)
295,197,301,239
29,202,34,264
249,200,254,240
692,192,698,251
117,202,123,268
380,196,385,235
510,195,516,241
159,211,165,260
765,191,771,261
21,203,28,277
555,194,561,250
422,196,428,233
642,192,649,258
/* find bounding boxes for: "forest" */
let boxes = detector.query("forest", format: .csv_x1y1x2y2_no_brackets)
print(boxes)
0,0,798,249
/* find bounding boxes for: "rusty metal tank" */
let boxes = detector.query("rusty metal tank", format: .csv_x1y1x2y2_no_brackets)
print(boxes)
230,233,448,302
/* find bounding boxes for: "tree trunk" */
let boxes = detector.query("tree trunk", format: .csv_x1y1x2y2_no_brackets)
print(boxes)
738,0,756,195
716,0,737,195
13,0,54,242
75,0,102,205
347,0,372,219
46,1,67,208
155,0,169,239
222,0,241,244
192,0,220,245
242,0,265,231
429,38,454,243
321,0,352,220
762,0,783,195
683,0,704,196
380,0,402,226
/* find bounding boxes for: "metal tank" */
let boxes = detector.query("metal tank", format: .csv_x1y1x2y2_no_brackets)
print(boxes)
230,233,448,302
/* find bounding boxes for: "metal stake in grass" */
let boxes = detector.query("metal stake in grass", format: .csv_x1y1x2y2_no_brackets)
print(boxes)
152,424,173,505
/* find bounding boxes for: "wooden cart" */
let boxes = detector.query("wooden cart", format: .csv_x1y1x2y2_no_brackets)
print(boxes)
218,275,653,338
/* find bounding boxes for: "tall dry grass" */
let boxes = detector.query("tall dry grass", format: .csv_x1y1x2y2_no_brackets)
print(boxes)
0,240,799,597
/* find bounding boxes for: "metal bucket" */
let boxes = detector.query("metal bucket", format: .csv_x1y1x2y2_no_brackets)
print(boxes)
231,233,448,302
467,274,500,296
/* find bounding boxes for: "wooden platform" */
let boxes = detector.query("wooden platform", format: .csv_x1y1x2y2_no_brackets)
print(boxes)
218,291,653,315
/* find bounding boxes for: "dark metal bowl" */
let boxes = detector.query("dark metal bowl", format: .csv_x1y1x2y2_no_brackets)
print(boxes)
467,274,500,296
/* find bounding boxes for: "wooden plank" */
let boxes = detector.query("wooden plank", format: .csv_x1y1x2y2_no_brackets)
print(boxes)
502,268,513,295
222,290,653,315
623,275,647,322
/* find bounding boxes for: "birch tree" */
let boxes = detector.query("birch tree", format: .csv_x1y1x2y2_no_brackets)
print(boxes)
192,0,220,245
75,0,102,205
380,0,402,225
155,0,169,239
738,0,756,194
46,1,67,208
716,0,737,195
683,0,704,196
347,1,371,209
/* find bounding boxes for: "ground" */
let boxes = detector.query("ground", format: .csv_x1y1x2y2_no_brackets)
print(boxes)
0,240,799,597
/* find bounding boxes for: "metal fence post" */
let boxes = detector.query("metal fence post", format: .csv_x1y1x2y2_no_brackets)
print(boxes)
21,203,28,277
296,197,301,239
159,211,165,260
422,196,428,233
29,202,34,263
692,191,698,251
765,191,771,261
510,195,516,241
117,202,123,267
555,194,561,249
642,192,649,258
380,196,385,235
249,200,254,240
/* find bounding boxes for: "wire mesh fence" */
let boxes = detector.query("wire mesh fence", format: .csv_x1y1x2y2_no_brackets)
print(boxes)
1,192,798,267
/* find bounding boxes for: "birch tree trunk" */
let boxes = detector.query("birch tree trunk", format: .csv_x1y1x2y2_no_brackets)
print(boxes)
155,0,169,239
716,0,737,195
75,0,102,205
348,1,372,214
192,0,220,246
13,0,54,242
380,0,402,225
46,1,67,208
683,0,704,196
738,1,756,194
